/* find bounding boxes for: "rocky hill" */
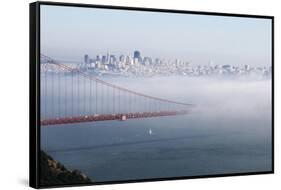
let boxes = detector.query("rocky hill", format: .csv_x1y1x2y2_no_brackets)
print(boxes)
40,151,91,186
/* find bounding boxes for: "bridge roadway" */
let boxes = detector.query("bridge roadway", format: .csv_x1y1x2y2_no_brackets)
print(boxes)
41,110,189,126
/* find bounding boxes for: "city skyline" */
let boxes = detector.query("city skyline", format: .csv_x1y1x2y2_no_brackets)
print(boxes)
41,5,272,67
41,50,272,78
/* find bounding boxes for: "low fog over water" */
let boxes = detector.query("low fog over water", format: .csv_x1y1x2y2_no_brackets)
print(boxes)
41,76,272,181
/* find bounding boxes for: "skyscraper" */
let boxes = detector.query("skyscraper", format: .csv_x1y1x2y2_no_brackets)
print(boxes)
84,54,89,64
133,50,141,59
134,50,142,64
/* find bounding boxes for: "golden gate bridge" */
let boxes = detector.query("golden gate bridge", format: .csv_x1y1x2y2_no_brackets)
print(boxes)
40,54,195,126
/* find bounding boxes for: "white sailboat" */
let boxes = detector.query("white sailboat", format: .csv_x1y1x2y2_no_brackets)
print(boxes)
149,128,153,135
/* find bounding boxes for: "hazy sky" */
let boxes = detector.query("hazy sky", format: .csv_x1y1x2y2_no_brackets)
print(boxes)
41,5,272,66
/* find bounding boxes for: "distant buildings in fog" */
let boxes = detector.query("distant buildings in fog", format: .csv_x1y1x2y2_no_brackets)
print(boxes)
73,51,272,78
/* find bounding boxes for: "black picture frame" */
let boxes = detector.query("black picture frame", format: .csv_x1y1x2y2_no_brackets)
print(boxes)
30,1,274,188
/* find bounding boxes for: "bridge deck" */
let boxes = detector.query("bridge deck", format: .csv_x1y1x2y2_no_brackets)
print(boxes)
41,110,189,126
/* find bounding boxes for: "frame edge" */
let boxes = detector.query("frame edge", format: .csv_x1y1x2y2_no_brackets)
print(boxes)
29,1,40,189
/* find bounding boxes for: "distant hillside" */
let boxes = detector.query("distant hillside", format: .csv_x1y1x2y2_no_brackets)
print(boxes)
40,151,91,186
